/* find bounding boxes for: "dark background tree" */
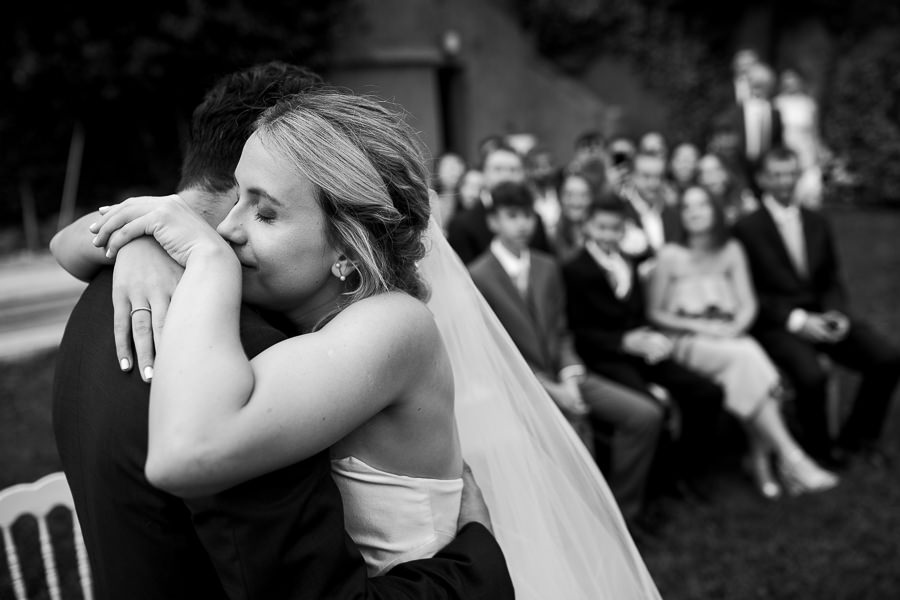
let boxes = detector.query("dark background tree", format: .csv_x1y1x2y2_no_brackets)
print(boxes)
0,0,352,244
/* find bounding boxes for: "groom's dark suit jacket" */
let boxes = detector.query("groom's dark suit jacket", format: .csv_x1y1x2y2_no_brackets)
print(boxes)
53,269,514,600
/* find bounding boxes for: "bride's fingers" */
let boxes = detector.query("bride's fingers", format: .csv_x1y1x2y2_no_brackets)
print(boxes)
130,303,156,383
112,288,134,373
91,204,140,248
92,196,171,245
104,214,156,259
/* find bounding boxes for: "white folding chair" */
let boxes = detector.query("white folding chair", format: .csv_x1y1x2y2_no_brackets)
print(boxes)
0,472,93,600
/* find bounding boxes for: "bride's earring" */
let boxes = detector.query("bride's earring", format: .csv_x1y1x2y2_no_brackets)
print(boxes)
333,262,346,282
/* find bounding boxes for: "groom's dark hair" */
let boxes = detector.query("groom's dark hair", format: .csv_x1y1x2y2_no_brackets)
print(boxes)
178,61,323,194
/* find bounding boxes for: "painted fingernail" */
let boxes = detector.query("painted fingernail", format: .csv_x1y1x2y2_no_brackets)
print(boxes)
92,236,100,246
143,366,154,381
120,358,131,371
98,206,109,213
89,222,98,233
105,248,113,258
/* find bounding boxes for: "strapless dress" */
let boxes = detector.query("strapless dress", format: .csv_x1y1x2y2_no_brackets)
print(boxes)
330,456,462,576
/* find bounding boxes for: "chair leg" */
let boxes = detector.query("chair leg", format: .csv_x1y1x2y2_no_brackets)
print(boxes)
819,355,843,440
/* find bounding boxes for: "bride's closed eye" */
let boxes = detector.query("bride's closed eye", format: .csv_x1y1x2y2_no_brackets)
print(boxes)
254,211,276,224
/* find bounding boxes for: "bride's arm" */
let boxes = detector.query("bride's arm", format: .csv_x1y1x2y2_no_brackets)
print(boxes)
148,252,430,496
50,210,112,280
51,200,184,377
93,196,435,497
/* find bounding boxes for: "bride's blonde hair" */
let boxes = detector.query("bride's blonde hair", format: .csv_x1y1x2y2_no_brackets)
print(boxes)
254,89,431,315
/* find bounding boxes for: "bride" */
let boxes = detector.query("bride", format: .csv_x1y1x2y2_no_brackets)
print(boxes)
77,88,660,598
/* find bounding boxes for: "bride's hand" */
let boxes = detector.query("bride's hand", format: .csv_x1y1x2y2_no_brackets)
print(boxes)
90,195,230,266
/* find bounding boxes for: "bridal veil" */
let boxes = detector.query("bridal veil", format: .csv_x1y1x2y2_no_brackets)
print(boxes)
421,218,662,599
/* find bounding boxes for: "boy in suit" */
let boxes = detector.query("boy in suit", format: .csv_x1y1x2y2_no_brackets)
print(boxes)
563,196,724,493
734,147,900,468
469,181,664,523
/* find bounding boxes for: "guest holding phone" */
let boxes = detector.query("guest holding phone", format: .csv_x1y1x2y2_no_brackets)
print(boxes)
734,147,900,469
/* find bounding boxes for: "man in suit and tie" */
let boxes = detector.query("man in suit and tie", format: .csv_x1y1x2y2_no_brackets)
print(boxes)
730,63,784,196
51,62,513,600
733,147,900,468
563,195,724,492
447,143,551,264
469,182,664,524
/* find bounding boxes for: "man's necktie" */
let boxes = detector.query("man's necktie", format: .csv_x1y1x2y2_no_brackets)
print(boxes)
781,216,808,278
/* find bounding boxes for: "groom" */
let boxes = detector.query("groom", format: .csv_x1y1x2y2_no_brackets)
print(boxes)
52,62,513,599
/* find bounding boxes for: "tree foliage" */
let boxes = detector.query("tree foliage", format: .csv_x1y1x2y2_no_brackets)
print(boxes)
512,0,746,144
0,1,352,225
825,28,900,203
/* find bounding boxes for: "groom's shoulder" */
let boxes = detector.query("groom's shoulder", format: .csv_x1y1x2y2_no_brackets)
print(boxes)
58,268,116,363
238,305,292,359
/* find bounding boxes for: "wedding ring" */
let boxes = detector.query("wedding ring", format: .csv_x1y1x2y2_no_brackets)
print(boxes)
130,306,152,317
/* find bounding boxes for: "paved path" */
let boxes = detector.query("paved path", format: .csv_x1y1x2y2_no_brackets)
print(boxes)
0,252,86,362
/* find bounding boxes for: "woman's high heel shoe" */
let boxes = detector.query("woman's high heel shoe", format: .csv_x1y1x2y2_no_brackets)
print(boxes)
745,450,782,500
777,452,839,496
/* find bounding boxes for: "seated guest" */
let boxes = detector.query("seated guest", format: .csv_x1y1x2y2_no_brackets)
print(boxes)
618,153,681,259
697,153,758,226
705,114,753,195
524,146,563,239
667,142,700,194
455,168,485,213
563,196,724,490
734,147,900,468
476,133,505,167
470,182,664,523
433,152,467,228
605,135,637,191
572,130,607,168
638,131,669,161
447,144,551,264
553,172,595,263
573,154,611,195
647,185,837,497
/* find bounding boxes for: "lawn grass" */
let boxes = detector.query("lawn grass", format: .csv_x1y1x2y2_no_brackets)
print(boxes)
0,348,60,490
638,205,900,600
1,205,898,599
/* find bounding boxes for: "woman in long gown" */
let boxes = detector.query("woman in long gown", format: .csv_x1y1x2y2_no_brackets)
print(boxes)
86,89,662,598
647,185,837,498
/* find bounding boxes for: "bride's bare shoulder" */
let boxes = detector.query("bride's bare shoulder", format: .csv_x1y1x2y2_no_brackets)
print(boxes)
328,292,440,352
